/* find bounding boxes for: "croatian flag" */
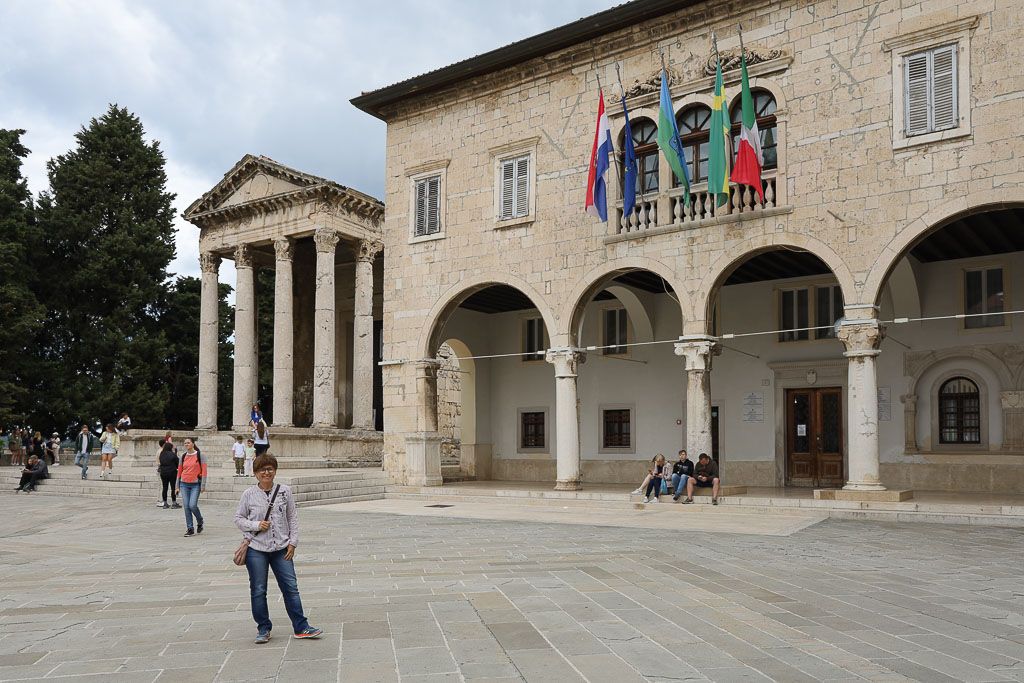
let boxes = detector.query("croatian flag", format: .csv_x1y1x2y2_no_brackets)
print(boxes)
585,90,612,221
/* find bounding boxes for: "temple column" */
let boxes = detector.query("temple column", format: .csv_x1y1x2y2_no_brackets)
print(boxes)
196,252,220,430
231,245,256,430
838,319,886,491
353,239,383,429
312,228,340,428
272,238,294,427
674,336,720,458
406,360,443,486
545,348,584,491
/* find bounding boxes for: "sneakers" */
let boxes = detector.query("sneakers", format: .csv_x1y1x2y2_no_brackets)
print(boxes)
649,498,658,504
196,522,204,534
184,529,194,537
254,631,271,645
682,497,694,504
293,627,323,640
712,498,719,506
156,501,166,507
171,502,181,509
642,497,650,503
631,487,642,495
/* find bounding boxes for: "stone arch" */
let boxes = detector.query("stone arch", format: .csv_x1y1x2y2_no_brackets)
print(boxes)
611,106,658,143
560,257,688,346
420,274,557,359
861,192,1024,306
727,76,788,112
906,347,1013,397
909,356,1005,451
674,92,715,116
692,232,858,334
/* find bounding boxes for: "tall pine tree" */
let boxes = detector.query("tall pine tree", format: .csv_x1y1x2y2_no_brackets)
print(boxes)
0,129,44,428
33,105,177,429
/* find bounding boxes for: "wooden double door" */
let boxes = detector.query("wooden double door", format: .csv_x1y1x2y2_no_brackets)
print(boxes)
785,387,844,487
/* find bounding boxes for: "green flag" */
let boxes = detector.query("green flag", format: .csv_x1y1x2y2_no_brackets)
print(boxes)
707,57,731,208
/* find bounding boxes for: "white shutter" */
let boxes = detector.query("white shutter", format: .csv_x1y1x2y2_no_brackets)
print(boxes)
931,45,957,131
426,176,440,234
414,179,427,237
904,51,929,136
499,159,515,219
514,155,529,218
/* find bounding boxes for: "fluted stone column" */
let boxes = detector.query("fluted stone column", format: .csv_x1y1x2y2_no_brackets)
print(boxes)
232,245,257,430
545,348,584,491
312,229,340,428
838,320,886,491
674,336,720,458
272,238,294,427
1001,391,1024,451
196,252,220,430
353,239,383,429
900,393,919,453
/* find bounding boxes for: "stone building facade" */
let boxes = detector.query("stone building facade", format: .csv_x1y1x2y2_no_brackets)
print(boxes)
352,0,1023,492
184,155,386,463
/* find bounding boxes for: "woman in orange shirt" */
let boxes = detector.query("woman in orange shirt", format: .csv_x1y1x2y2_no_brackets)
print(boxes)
175,438,208,537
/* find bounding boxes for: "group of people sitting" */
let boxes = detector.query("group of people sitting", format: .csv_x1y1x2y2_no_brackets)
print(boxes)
632,449,722,505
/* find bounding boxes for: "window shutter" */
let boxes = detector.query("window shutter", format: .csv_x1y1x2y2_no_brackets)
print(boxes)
426,176,440,234
514,155,529,218
905,52,929,136
931,45,957,131
500,159,514,219
414,180,427,237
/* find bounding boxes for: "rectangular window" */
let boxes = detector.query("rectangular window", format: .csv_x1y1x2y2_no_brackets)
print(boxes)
522,317,545,361
779,288,809,342
499,155,529,220
814,285,845,339
413,175,441,236
964,267,1005,328
602,409,630,449
904,44,957,137
520,411,545,450
603,308,627,354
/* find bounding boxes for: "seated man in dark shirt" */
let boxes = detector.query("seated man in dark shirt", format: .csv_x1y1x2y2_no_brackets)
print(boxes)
15,456,47,492
670,449,695,502
683,452,721,505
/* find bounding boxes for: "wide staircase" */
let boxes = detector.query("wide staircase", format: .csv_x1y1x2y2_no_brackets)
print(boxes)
0,464,388,508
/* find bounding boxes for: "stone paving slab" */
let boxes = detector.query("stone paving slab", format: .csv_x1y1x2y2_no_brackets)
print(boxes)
1,494,1024,682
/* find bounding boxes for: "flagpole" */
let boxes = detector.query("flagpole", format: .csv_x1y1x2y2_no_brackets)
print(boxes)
738,23,746,60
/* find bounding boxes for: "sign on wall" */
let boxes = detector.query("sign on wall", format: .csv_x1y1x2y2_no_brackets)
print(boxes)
878,386,891,422
742,391,764,422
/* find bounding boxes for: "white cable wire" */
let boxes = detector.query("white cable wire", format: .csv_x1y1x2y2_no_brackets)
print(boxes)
380,309,1024,365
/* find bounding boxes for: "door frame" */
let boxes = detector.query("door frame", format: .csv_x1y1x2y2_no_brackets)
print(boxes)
768,359,848,487
784,386,845,487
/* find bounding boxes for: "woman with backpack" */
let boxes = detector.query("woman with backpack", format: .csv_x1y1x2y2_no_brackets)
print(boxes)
98,423,120,478
156,441,180,509
175,438,207,536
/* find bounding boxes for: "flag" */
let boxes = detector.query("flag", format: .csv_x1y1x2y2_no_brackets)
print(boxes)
585,90,612,221
730,52,764,202
621,96,638,218
656,68,691,207
707,56,731,208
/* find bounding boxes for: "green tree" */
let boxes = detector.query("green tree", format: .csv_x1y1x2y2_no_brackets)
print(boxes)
255,267,275,425
0,129,43,427
161,276,235,429
32,105,177,429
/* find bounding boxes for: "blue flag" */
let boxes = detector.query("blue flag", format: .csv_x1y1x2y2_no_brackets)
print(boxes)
621,96,638,218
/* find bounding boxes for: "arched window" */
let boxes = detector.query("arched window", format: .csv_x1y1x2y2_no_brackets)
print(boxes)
730,90,778,171
676,105,711,184
627,118,658,195
938,377,981,444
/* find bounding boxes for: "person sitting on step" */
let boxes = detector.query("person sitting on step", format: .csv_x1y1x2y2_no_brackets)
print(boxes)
14,455,47,493
643,453,669,504
631,454,661,496
683,453,720,505
671,449,695,502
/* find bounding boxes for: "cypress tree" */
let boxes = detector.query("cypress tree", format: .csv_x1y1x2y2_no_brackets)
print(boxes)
0,129,43,427
33,105,177,429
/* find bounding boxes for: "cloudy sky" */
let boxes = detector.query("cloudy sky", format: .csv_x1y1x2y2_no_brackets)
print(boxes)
1,0,614,287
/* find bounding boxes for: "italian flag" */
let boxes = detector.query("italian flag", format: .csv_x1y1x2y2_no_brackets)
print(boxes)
730,53,764,202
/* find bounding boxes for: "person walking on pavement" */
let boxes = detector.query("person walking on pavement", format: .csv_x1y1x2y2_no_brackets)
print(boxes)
156,440,180,509
234,453,322,644
98,423,119,478
73,424,94,479
176,438,207,536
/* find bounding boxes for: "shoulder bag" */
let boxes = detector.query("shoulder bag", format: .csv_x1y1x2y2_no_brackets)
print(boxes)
233,484,280,566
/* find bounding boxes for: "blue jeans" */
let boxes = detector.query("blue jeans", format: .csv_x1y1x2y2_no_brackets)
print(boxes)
74,452,90,477
671,473,689,498
179,481,203,530
245,547,310,635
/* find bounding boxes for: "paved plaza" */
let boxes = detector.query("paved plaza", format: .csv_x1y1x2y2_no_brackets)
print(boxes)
1,496,1024,682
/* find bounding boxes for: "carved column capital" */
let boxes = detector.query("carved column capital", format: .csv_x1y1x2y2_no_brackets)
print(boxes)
673,337,721,372
545,348,585,377
412,359,442,380
234,244,253,269
273,237,293,261
313,228,340,254
199,252,221,274
837,320,884,358
357,239,384,262
900,393,918,408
